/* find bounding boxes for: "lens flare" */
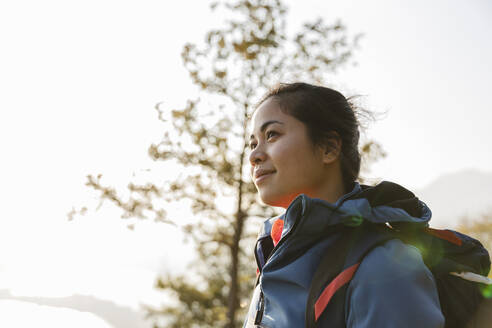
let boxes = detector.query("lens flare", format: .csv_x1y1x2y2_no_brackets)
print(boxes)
481,283,492,299
343,215,363,227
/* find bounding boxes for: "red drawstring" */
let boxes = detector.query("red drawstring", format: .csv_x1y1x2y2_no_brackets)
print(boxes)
257,219,285,275
271,219,285,247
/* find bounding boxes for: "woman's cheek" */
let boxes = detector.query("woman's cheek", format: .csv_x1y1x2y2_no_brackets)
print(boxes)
271,141,291,162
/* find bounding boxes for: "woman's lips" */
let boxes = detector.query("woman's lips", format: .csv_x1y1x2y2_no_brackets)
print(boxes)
255,172,275,184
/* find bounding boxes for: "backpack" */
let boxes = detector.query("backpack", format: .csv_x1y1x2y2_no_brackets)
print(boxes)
305,222,492,328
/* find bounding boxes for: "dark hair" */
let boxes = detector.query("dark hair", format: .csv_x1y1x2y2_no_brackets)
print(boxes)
256,82,365,192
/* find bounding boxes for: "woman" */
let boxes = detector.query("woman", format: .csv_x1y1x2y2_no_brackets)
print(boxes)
243,82,446,327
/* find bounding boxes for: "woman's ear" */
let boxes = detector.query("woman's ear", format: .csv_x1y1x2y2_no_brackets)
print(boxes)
321,131,342,165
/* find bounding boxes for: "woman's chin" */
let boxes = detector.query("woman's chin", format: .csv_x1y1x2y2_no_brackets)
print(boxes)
258,192,292,208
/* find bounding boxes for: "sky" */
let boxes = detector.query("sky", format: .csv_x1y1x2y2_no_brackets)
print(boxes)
0,0,491,326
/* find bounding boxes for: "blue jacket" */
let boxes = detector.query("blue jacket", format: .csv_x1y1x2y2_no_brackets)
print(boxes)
243,181,445,327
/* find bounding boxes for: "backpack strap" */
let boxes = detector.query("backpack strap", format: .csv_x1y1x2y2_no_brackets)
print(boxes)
305,223,393,328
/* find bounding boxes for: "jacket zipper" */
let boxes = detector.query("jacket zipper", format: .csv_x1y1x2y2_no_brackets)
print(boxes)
253,198,309,326
254,291,265,325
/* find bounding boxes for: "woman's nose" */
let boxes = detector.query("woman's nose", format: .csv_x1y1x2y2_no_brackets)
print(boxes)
249,146,266,166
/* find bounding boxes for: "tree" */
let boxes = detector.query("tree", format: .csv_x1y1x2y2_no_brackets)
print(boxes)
72,0,385,327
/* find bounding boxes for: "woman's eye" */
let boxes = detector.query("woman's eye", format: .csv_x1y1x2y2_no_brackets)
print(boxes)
266,131,278,139
249,142,257,150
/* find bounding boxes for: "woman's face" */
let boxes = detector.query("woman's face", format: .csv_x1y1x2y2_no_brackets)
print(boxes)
249,98,329,208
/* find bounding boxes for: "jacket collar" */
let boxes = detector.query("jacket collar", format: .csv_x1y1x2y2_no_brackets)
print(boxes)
258,181,431,240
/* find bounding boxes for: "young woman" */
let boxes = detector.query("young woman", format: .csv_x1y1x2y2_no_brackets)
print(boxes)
242,82,447,327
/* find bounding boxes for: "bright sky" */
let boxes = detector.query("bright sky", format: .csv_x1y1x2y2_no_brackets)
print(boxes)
1,0,491,326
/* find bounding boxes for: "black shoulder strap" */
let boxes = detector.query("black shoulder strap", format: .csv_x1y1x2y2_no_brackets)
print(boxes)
305,224,393,328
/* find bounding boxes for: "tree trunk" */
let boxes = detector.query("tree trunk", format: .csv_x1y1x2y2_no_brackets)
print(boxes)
226,210,245,327
226,116,248,327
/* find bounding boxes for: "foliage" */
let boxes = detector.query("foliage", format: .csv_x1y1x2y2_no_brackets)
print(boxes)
74,0,386,327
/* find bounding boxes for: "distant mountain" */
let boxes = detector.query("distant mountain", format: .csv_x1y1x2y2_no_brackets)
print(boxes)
413,169,492,228
0,289,150,328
